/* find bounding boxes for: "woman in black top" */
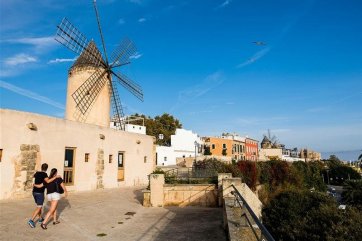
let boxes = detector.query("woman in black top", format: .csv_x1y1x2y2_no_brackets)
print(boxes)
40,168,68,229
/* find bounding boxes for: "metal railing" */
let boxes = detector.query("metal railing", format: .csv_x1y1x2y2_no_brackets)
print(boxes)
230,184,275,241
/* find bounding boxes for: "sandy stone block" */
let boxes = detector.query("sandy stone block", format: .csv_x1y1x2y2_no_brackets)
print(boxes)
30,145,40,151
20,144,30,151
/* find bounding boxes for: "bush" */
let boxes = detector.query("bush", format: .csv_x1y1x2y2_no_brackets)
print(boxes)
341,180,362,207
237,160,258,190
263,189,362,241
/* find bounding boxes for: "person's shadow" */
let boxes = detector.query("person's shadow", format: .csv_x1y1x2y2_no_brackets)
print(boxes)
57,198,71,217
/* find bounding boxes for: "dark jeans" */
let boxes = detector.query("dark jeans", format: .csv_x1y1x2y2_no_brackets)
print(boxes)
33,192,45,207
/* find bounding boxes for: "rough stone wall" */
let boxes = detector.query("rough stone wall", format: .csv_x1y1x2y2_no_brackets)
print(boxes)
96,148,104,189
12,144,40,198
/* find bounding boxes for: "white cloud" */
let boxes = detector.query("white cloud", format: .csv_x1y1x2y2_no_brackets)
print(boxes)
48,57,77,64
138,18,146,23
171,71,224,111
130,52,142,59
2,36,56,52
237,47,271,68
0,80,65,110
4,53,37,66
218,0,232,8
118,18,125,25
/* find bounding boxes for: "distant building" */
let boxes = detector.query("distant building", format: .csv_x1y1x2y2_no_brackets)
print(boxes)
221,133,246,161
156,128,203,166
203,136,233,162
300,148,321,161
245,137,259,161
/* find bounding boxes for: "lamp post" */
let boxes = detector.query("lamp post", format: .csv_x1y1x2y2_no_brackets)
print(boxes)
326,169,330,185
194,141,198,164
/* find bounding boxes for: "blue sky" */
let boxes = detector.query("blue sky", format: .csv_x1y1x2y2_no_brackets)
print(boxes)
0,0,361,153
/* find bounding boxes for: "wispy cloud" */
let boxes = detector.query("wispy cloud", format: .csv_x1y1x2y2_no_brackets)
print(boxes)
2,36,56,52
48,57,77,64
171,71,224,111
118,18,125,25
235,116,290,126
0,80,64,110
237,47,271,68
138,18,146,23
217,0,232,8
130,52,142,59
128,0,143,4
4,53,37,66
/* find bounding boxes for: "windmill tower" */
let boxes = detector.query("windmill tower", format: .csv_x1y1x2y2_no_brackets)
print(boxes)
55,0,143,129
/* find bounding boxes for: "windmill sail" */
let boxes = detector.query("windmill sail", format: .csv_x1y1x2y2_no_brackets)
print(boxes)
56,1,143,130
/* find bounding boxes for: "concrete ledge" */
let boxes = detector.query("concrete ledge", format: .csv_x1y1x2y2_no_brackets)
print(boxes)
164,184,217,207
223,197,261,241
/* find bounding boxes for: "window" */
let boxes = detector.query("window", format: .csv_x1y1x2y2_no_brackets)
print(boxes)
212,144,215,149
85,153,90,162
109,154,113,163
118,152,124,168
144,156,147,163
0,149,2,162
164,156,167,162
223,143,226,149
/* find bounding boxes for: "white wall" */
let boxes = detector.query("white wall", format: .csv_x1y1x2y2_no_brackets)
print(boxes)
156,146,176,166
0,109,155,200
172,129,203,156
125,124,146,135
155,128,203,167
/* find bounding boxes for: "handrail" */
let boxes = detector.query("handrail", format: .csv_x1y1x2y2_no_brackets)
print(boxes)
230,184,275,241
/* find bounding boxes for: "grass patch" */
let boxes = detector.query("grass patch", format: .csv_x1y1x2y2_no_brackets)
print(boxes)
96,233,107,237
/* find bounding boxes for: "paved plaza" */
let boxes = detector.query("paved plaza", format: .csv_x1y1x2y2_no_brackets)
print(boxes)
0,187,226,241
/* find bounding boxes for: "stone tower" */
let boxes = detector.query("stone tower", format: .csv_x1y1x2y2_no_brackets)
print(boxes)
65,41,111,127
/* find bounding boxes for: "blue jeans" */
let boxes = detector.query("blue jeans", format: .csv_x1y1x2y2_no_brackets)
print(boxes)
33,192,45,207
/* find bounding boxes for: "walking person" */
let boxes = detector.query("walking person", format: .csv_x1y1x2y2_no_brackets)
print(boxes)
40,168,68,230
28,163,60,228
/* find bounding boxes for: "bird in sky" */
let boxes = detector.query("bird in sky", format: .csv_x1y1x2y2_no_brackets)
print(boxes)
253,41,267,46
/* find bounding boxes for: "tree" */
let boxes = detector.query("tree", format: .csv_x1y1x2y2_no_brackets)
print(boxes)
341,180,362,207
237,161,258,190
129,113,182,146
263,189,362,241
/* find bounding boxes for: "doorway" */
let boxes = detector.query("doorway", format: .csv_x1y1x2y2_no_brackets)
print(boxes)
64,147,76,185
118,152,125,181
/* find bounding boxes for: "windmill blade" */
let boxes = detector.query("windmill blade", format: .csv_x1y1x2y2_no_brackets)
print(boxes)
55,17,105,66
112,70,143,101
108,80,125,130
110,38,137,67
93,0,109,64
72,68,109,115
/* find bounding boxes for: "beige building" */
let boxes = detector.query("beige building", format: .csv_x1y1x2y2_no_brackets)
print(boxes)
259,148,283,161
300,148,321,161
0,109,155,200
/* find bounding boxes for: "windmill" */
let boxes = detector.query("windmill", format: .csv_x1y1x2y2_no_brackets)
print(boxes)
55,0,143,130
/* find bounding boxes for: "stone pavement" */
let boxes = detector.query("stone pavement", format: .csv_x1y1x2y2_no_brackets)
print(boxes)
0,187,227,241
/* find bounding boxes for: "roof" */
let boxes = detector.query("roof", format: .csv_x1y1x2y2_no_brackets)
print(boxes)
70,40,104,70
261,136,271,144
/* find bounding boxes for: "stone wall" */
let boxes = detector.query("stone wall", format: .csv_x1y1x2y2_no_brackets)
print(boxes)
12,144,40,198
96,148,104,189
163,184,217,207
148,174,217,207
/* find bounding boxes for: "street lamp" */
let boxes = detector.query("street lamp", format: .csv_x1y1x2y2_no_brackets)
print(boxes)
194,141,199,164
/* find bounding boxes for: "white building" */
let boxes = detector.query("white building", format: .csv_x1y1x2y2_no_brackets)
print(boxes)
156,128,203,166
